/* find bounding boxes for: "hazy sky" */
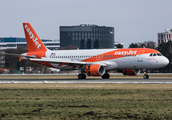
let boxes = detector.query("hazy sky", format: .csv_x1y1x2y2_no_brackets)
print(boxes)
0,0,172,48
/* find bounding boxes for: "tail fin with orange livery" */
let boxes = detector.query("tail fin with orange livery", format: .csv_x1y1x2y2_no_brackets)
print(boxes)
23,23,47,53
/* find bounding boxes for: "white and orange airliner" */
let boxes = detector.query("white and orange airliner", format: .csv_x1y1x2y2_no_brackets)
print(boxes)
18,23,169,79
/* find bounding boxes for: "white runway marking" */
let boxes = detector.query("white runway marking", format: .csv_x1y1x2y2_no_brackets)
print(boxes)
0,81,172,84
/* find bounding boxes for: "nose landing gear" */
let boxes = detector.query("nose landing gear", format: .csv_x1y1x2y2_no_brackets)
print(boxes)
143,69,149,79
143,74,149,79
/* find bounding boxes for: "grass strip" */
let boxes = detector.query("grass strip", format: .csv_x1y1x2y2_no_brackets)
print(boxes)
0,84,172,119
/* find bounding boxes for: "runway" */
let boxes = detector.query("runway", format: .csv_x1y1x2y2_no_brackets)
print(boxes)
0,78,172,84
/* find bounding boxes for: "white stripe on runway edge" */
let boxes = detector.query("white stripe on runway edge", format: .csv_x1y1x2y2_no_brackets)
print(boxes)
0,81,172,84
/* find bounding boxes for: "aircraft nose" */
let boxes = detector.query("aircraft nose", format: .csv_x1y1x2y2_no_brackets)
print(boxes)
163,57,169,66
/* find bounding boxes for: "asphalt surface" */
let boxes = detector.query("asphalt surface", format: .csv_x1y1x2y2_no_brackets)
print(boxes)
0,78,172,84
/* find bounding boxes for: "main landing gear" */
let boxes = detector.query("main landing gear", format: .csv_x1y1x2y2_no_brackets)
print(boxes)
78,73,86,79
102,73,110,79
78,73,110,79
143,69,149,79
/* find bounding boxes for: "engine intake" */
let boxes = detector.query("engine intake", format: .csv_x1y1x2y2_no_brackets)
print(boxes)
85,65,105,76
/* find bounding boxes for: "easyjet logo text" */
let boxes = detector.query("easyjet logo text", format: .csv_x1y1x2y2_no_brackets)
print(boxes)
114,50,137,55
25,25,41,49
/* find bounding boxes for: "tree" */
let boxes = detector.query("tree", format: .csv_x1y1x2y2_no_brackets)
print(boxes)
128,41,156,49
128,43,139,48
157,41,172,72
66,45,78,50
141,41,156,49
116,44,123,48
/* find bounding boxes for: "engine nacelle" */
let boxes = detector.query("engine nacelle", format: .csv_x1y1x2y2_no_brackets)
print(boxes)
85,65,105,76
122,69,140,76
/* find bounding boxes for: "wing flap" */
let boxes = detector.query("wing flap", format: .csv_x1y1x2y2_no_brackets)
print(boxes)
29,58,87,65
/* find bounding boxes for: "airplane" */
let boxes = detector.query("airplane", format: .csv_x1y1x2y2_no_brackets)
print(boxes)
16,23,169,79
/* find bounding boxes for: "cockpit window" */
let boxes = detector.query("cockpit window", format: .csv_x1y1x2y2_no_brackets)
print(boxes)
150,53,162,57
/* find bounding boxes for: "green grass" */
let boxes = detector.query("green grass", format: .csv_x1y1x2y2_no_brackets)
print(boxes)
0,84,172,119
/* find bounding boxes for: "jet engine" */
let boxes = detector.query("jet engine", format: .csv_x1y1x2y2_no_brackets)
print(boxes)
85,65,105,76
122,69,140,76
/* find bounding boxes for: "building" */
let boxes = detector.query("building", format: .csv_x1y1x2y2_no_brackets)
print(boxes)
0,51,5,68
0,37,60,70
158,29,172,45
0,37,60,50
60,24,114,49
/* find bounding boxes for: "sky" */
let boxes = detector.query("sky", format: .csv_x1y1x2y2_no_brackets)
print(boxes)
0,0,172,48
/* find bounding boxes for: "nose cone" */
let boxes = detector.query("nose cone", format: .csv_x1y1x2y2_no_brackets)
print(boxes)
160,56,169,67
148,56,169,69
163,57,169,67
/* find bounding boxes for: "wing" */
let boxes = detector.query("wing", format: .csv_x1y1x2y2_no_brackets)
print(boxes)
29,57,107,67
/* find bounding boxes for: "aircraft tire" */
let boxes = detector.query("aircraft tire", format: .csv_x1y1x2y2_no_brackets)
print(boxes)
102,73,110,79
143,74,149,79
78,74,86,79
82,74,86,79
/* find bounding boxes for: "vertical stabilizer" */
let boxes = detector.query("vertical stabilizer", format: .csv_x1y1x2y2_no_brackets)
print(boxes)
23,23,47,52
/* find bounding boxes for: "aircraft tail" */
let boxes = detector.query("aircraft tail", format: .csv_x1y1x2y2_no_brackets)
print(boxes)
23,23,47,52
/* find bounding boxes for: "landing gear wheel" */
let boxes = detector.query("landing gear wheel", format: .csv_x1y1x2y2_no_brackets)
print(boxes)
143,69,149,79
78,73,86,79
143,74,149,79
102,73,110,79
